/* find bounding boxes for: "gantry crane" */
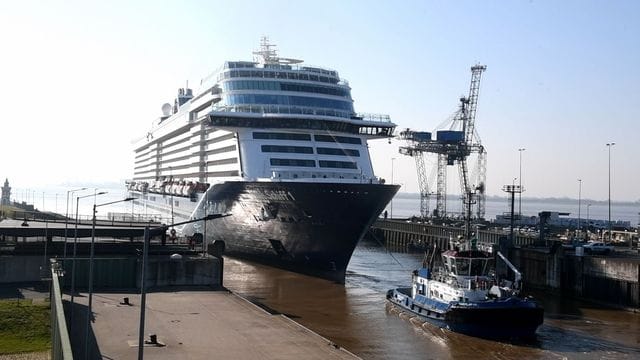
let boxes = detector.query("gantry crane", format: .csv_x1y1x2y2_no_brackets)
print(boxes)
399,65,487,219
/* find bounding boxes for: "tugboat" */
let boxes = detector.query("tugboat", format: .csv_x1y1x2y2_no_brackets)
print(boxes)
386,193,543,339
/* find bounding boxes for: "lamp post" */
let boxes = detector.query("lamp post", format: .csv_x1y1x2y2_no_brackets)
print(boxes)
85,197,134,358
606,142,615,243
586,203,592,240
70,191,107,327
577,179,582,237
64,187,87,258
390,157,395,219
518,148,525,218
137,213,226,360
169,166,175,226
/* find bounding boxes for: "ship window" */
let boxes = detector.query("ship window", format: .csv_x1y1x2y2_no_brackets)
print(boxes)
206,145,237,155
279,82,350,97
318,160,357,169
314,135,362,144
208,170,240,177
456,258,471,276
270,158,316,167
253,132,311,141
316,147,360,156
206,157,238,166
261,145,313,154
470,259,487,276
225,93,353,111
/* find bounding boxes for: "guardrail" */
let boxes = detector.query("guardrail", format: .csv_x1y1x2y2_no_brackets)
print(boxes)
50,260,73,359
9,210,169,227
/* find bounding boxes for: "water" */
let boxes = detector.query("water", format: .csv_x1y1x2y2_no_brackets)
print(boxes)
223,243,640,359
386,194,640,225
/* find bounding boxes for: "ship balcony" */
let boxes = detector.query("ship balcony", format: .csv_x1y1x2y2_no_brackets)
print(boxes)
207,106,395,138
254,170,383,184
353,113,391,123
211,104,354,119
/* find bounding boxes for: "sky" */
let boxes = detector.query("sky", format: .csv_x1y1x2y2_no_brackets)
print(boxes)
0,0,638,202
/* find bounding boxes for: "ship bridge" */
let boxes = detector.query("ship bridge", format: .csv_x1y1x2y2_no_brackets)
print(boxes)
206,110,395,139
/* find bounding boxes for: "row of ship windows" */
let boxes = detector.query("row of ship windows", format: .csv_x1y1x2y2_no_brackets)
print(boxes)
261,145,360,157
218,69,339,84
222,80,350,97
225,94,353,111
225,61,338,78
270,158,357,169
253,132,362,144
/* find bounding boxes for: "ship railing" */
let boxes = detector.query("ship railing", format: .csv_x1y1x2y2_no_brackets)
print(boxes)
262,170,384,184
211,104,355,119
434,271,493,291
355,113,392,123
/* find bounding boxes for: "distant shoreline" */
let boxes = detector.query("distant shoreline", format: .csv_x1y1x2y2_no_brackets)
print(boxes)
394,192,640,206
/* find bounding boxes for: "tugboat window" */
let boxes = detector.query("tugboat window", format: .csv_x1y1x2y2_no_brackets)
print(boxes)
470,259,486,276
456,259,470,276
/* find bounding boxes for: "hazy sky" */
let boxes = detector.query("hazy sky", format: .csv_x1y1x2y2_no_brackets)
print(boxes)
0,0,638,202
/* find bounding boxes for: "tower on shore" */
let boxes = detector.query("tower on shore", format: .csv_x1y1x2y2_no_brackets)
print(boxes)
1,178,11,205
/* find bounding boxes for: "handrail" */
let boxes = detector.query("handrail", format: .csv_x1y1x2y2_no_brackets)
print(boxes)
8,210,168,226
209,105,394,124
50,260,73,359
211,104,354,119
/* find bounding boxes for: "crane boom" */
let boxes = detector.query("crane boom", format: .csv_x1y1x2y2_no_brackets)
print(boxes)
464,65,487,144
398,64,487,220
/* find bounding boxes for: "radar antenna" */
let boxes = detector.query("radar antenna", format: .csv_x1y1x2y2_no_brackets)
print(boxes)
253,36,303,65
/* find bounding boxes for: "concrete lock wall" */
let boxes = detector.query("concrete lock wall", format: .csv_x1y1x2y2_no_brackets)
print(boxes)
371,220,640,309
140,256,220,287
1,254,222,288
0,255,49,282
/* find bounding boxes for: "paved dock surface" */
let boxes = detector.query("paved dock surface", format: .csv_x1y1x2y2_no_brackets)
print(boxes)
66,290,358,359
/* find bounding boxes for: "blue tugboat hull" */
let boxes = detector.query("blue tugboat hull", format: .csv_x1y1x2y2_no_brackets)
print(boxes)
387,288,544,339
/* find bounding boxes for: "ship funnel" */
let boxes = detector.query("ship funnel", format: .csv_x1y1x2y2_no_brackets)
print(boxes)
176,87,194,107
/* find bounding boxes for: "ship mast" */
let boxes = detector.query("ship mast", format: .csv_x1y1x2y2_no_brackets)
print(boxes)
253,36,303,66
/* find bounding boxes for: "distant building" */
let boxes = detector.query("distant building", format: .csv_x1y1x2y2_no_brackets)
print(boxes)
493,211,631,229
1,178,10,205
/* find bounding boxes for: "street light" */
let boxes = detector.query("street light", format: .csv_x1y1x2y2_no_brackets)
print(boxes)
586,203,592,239
606,142,615,243
577,179,582,237
390,157,395,219
85,197,134,358
64,187,87,258
169,166,175,226
70,191,107,326
137,213,227,360
518,148,525,217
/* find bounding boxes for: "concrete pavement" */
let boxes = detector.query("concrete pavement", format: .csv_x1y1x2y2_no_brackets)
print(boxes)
66,289,358,359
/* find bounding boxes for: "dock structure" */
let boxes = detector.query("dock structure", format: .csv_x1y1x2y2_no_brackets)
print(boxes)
3,217,359,359
67,290,357,359
370,218,640,310
370,218,535,250
0,218,162,240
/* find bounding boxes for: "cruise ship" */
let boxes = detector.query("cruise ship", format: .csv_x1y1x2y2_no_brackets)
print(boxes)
127,38,399,282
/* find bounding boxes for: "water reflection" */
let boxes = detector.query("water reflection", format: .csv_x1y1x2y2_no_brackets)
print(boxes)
223,242,640,359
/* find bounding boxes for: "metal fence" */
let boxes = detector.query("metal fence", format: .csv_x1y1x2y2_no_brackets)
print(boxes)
50,260,73,359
